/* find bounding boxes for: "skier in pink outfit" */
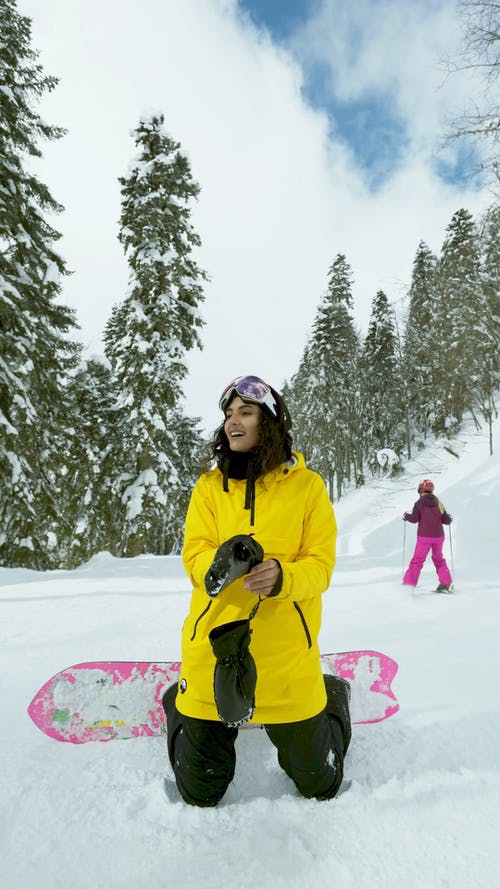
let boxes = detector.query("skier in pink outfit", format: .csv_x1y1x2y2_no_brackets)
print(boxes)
402,479,453,591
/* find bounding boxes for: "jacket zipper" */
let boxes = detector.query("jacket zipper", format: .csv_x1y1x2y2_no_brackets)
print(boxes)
293,601,312,649
190,601,213,641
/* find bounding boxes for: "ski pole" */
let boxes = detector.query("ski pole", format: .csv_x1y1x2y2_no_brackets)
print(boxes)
448,524,455,579
402,520,406,579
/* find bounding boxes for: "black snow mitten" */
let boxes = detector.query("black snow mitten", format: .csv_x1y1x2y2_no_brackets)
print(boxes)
204,534,264,597
324,674,352,755
209,619,257,727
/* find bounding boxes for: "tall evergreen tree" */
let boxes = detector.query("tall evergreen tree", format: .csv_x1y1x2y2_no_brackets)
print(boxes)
477,203,500,452
60,358,116,567
104,113,206,556
435,208,483,434
290,255,360,499
285,345,316,456
403,241,440,439
0,0,79,568
361,290,403,474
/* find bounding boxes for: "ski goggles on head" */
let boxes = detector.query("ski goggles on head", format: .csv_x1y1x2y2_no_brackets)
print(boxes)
219,375,278,417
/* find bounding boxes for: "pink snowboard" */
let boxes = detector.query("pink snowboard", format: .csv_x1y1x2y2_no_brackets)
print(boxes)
28,650,399,744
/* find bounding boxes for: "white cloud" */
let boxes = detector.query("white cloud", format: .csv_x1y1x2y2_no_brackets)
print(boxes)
292,0,485,160
18,0,492,433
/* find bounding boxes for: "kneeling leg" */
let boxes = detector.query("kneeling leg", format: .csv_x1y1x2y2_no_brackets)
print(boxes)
162,684,238,807
265,675,351,801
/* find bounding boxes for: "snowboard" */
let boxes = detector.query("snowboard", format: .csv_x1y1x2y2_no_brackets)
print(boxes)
28,650,399,744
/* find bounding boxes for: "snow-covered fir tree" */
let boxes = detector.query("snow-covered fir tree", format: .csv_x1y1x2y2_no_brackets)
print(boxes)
477,203,500,453
284,346,315,454
0,0,79,568
361,290,403,475
403,241,440,439
289,255,360,499
104,113,206,557
286,207,498,500
435,208,483,434
60,358,116,567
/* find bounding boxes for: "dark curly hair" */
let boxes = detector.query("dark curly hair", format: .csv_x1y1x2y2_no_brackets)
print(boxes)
205,394,293,478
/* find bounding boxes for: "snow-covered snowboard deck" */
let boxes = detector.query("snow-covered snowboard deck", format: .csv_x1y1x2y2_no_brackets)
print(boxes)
28,650,399,744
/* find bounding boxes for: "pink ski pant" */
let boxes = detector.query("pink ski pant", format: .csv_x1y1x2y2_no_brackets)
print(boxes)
403,536,453,586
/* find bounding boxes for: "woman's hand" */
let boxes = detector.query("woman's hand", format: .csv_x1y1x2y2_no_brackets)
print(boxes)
244,559,281,597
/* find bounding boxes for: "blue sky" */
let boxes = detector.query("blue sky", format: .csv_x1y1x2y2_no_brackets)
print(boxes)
239,0,480,189
240,0,316,36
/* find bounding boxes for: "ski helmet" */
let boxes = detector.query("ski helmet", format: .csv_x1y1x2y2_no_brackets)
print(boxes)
418,479,434,493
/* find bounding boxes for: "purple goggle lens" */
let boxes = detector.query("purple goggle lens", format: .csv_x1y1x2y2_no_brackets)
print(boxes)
219,375,278,417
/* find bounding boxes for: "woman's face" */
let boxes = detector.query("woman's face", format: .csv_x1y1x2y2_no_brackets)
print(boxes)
224,395,261,452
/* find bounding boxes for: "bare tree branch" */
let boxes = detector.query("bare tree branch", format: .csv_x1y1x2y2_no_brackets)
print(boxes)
442,1,500,188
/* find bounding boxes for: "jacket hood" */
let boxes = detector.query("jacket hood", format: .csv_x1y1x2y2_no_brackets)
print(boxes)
420,493,437,506
275,451,304,480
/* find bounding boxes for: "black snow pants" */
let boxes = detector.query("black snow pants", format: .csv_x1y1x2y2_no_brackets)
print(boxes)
162,674,351,807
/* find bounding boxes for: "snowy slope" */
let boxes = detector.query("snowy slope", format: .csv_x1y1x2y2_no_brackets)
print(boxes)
2,417,500,889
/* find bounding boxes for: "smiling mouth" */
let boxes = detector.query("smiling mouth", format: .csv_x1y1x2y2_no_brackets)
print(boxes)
230,431,244,437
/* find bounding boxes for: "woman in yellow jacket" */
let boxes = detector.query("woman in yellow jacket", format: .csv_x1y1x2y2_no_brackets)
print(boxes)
163,374,351,806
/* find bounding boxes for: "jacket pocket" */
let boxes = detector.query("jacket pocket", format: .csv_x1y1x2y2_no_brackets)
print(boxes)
190,601,213,641
293,601,312,649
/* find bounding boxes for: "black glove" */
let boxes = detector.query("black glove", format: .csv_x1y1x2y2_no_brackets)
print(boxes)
209,619,257,727
205,534,264,597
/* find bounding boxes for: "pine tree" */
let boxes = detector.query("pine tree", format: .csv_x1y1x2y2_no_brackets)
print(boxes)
477,203,500,453
285,345,316,458
104,113,206,556
435,208,482,434
0,0,79,568
290,255,360,499
361,290,403,475
403,241,440,439
164,408,206,545
59,358,117,567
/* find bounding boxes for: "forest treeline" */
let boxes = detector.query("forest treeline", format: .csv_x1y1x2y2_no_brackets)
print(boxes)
1,0,499,569
285,203,499,500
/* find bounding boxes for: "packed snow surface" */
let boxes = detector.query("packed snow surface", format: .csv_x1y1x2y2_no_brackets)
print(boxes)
2,417,499,889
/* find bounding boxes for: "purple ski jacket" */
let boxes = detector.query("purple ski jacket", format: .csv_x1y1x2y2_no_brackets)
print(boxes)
404,493,452,538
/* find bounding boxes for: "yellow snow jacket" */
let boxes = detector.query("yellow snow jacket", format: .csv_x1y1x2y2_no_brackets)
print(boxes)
176,452,337,724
